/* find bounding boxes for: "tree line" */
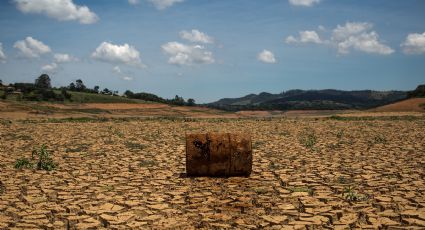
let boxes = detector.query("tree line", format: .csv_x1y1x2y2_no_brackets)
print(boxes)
0,74,196,106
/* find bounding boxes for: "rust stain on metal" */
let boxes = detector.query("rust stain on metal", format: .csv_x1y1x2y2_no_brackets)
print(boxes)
186,133,252,177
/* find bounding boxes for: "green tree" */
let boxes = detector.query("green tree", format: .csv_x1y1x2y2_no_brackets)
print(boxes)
187,98,196,106
94,85,100,93
75,79,86,91
35,74,51,89
68,82,76,91
102,88,111,95
124,90,134,98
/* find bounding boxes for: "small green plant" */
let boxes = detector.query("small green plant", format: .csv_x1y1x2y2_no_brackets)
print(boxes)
125,141,146,151
253,141,265,149
15,145,57,171
342,186,368,202
139,159,157,167
337,176,354,184
101,185,115,192
287,186,314,196
32,144,56,171
336,130,344,139
14,158,33,169
299,129,317,149
279,130,291,137
374,135,387,144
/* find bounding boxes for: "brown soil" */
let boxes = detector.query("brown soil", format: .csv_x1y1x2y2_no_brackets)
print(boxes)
372,98,425,112
0,115,424,228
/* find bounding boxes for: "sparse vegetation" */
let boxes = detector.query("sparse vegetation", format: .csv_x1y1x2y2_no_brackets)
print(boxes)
287,186,314,196
32,145,56,171
15,145,56,171
125,141,146,151
139,159,157,167
342,186,368,202
14,158,33,169
299,128,317,149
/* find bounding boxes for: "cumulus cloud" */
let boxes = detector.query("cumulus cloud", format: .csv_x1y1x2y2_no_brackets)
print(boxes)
179,29,214,44
41,62,58,73
91,42,144,67
285,31,322,44
401,32,425,55
147,0,184,10
285,35,298,44
14,0,98,24
286,22,394,55
289,0,320,7
13,37,51,58
128,0,139,5
257,50,277,64
331,22,394,55
0,43,6,62
161,42,214,66
54,53,78,63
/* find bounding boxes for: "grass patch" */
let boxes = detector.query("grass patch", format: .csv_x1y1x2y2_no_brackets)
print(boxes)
336,176,354,184
125,141,146,151
252,141,265,149
342,186,368,202
101,185,115,192
287,186,314,196
139,159,157,167
374,134,387,144
14,158,33,169
66,108,111,114
0,119,12,125
299,129,317,149
328,115,422,121
66,144,90,153
14,145,56,171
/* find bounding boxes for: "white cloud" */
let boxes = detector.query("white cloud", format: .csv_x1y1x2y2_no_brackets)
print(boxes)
14,0,98,24
13,37,51,58
286,22,394,55
147,0,184,10
285,35,298,44
41,62,58,73
285,30,322,44
113,66,121,74
257,50,276,64
179,29,214,44
161,42,214,66
54,53,77,63
332,22,372,41
401,32,425,55
128,0,139,5
0,43,6,62
289,0,320,7
331,22,394,55
122,76,133,81
300,30,322,43
91,42,144,67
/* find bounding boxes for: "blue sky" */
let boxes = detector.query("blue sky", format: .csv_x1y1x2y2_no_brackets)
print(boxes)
0,0,424,103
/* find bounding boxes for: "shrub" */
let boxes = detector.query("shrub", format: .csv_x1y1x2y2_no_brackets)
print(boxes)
14,158,33,169
32,144,56,171
299,128,317,149
14,145,56,171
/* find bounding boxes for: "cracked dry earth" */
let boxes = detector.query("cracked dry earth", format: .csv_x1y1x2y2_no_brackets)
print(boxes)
1,117,425,229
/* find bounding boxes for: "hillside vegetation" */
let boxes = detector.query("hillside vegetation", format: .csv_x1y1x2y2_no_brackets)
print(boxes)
208,89,408,111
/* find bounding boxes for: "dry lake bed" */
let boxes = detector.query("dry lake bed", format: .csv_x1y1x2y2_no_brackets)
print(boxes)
1,115,425,229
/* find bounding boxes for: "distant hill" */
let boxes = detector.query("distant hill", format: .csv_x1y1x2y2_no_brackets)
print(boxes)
372,98,425,112
208,89,408,111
